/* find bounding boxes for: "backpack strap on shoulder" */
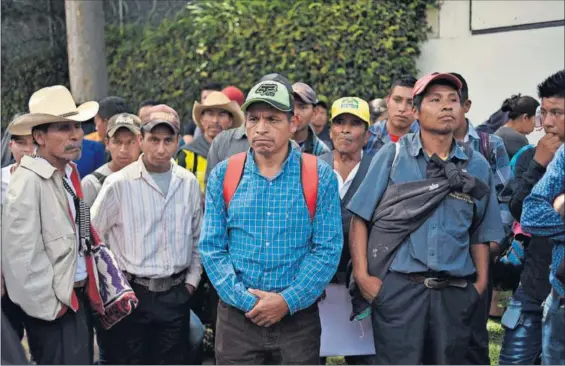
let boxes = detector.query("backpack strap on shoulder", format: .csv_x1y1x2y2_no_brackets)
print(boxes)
477,131,492,164
91,171,108,185
223,152,247,209
301,153,318,221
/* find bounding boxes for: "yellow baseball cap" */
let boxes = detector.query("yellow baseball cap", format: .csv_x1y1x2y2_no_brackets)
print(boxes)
330,97,370,125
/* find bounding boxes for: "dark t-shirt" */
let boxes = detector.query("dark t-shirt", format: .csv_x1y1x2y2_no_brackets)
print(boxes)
495,126,529,159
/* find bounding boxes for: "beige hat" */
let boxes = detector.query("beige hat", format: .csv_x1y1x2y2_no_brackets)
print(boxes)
192,91,244,131
107,113,141,137
9,85,99,136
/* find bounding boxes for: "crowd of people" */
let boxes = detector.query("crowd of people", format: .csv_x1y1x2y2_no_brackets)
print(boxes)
1,68,564,366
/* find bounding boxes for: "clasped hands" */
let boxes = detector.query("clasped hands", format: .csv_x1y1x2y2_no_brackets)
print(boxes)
245,289,289,327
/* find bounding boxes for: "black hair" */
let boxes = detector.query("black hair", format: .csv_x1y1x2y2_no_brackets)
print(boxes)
449,72,469,101
413,79,461,111
537,70,565,99
500,94,539,119
201,82,222,92
138,99,161,110
98,96,132,120
31,123,50,145
388,75,417,96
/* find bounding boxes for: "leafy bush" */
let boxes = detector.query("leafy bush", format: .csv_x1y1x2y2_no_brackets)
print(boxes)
107,0,437,123
2,0,437,127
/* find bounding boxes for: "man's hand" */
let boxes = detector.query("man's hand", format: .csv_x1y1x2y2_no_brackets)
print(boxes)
186,284,196,295
473,280,487,296
534,133,561,167
354,273,383,302
245,289,289,327
553,193,565,216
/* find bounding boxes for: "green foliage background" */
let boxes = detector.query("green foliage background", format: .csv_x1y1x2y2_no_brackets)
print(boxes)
2,0,437,127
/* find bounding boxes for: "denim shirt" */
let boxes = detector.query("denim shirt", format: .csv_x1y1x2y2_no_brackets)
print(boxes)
348,133,504,277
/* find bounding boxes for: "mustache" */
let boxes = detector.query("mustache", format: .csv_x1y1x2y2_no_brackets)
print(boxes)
337,135,354,143
64,144,82,152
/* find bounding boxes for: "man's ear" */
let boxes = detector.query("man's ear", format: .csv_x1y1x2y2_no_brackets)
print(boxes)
290,115,299,134
412,106,420,121
464,99,472,114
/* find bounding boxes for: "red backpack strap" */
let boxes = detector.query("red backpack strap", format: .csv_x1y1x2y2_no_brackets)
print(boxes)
223,152,247,209
301,153,318,221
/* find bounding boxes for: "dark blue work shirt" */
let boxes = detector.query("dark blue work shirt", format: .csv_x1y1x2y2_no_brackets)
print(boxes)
347,133,504,277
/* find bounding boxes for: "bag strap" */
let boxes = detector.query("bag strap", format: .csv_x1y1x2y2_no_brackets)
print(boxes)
91,171,108,185
61,172,93,255
223,152,247,209
223,152,318,221
477,131,492,164
300,153,318,221
510,144,534,173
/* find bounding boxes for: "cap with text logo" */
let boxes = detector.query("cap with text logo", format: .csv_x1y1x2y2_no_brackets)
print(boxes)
241,80,294,113
330,97,370,125
106,113,141,137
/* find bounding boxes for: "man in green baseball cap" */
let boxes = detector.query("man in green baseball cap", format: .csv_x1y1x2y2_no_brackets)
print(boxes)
200,78,343,364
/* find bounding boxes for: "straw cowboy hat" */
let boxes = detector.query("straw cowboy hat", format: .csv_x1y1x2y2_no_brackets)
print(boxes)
9,85,99,136
192,91,244,131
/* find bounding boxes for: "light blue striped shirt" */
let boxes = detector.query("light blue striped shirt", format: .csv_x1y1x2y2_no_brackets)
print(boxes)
90,155,203,287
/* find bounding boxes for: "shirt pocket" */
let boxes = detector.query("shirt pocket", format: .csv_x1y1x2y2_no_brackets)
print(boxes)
442,194,474,237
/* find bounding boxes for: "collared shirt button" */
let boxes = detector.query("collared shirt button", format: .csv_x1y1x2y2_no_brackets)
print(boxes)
266,242,270,246
267,212,271,216
430,251,435,256
431,224,437,229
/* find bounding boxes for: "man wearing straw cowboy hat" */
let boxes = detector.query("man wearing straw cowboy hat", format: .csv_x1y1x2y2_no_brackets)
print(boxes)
2,85,105,364
176,91,244,192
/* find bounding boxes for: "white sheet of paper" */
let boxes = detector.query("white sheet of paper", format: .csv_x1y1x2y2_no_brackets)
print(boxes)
319,283,376,357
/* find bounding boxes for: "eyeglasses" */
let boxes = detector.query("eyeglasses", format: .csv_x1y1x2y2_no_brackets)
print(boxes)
535,106,543,131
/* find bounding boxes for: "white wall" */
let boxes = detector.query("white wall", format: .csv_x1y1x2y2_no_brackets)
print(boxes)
417,0,565,143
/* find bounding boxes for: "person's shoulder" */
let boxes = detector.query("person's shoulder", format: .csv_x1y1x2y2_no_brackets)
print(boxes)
215,127,241,142
466,147,492,181
173,161,199,183
208,158,229,183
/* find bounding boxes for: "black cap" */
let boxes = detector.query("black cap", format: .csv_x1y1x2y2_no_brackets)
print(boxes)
98,96,133,120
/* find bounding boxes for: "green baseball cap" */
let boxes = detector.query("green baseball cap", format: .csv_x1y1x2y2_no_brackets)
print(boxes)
241,80,294,113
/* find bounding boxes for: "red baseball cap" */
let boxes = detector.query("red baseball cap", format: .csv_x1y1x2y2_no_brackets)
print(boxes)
222,86,245,107
412,73,463,98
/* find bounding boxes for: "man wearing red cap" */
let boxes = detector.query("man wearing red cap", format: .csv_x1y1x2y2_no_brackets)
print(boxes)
222,86,245,107
347,73,504,364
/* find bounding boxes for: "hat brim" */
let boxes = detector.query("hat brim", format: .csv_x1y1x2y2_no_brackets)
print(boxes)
9,101,99,136
107,124,140,138
192,101,245,132
241,98,292,114
331,111,370,125
142,120,180,134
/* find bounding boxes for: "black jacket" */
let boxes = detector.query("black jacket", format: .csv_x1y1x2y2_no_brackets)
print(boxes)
508,147,553,306
319,152,373,282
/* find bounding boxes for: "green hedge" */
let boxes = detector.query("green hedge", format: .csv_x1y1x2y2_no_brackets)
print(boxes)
107,0,437,123
2,0,437,128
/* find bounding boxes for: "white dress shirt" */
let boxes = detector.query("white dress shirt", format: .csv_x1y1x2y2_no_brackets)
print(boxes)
334,152,363,199
90,155,203,287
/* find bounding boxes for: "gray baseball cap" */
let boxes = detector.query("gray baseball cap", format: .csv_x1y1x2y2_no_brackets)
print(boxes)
292,82,318,105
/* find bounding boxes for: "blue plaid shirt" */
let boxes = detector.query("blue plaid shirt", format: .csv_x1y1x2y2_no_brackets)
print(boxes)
522,144,565,296
364,119,419,154
200,147,343,314
464,122,513,232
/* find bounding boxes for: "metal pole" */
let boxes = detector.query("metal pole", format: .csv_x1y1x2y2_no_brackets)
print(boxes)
65,0,109,103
